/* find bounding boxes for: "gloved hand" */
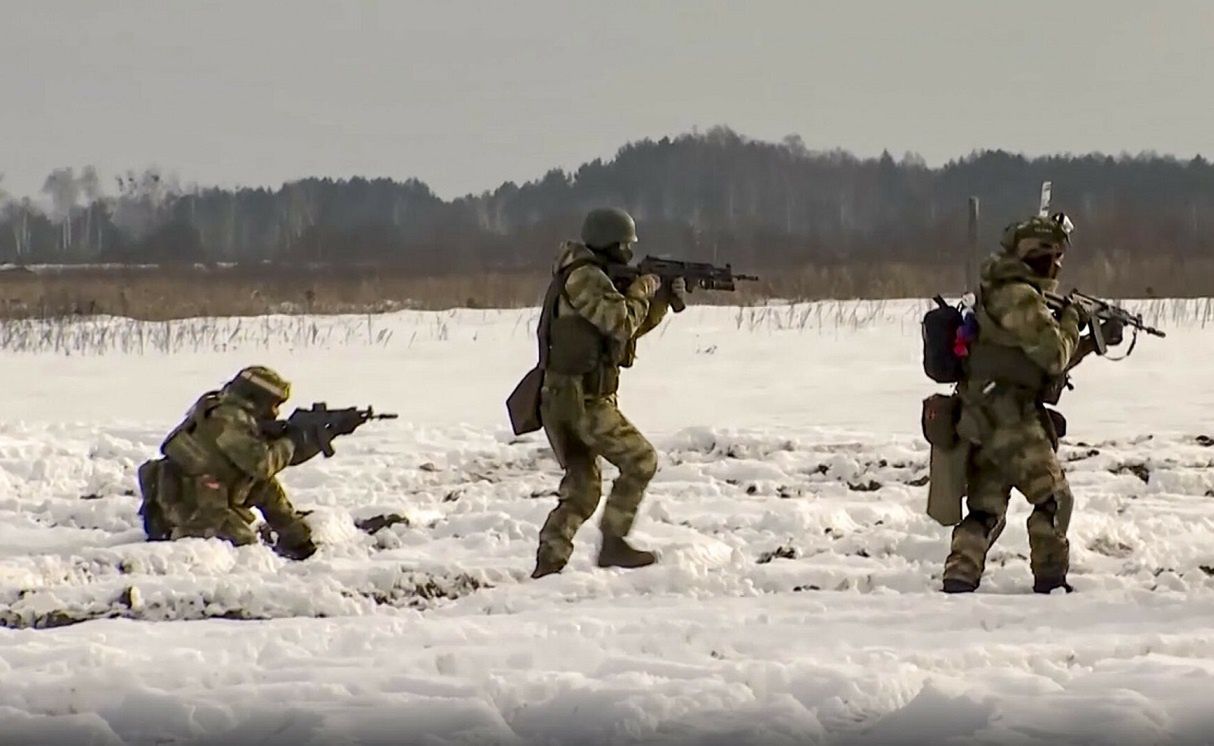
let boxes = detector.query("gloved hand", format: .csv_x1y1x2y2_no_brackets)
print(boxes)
275,536,317,561
669,276,687,306
1058,299,1088,331
271,517,317,560
655,275,688,313
627,273,661,300
1099,317,1126,346
285,423,324,465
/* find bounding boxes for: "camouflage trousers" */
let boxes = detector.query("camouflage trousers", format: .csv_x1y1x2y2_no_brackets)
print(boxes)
137,458,311,550
537,386,658,566
944,404,1072,588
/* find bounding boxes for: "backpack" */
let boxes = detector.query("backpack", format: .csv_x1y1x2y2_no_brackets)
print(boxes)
922,295,975,384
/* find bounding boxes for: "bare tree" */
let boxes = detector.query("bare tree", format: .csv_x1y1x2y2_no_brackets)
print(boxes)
42,167,81,254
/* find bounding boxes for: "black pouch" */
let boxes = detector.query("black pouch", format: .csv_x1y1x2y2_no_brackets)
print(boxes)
506,366,545,435
921,394,961,447
1042,407,1067,449
161,426,212,475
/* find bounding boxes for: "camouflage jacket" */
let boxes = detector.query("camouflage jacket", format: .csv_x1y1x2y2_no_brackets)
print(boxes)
555,242,667,349
545,242,668,388
161,388,295,487
958,254,1084,440
973,254,1081,378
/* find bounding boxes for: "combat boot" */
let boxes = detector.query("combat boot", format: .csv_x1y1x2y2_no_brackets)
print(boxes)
597,535,656,569
275,538,318,561
531,544,568,579
942,578,979,594
271,520,317,561
1032,576,1074,594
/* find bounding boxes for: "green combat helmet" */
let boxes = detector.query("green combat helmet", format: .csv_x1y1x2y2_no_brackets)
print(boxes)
228,365,292,413
581,208,638,264
1000,212,1074,279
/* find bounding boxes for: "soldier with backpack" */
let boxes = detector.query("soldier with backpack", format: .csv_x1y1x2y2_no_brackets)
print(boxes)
923,212,1126,594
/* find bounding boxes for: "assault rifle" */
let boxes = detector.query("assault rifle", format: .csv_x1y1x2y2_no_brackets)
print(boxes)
1043,289,1166,357
261,403,398,457
607,256,759,313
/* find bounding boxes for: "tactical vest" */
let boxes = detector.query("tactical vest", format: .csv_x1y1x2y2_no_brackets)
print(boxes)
160,392,244,481
540,259,625,397
965,286,1064,401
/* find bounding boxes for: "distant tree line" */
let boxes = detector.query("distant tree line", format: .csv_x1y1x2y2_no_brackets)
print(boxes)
3,127,1213,283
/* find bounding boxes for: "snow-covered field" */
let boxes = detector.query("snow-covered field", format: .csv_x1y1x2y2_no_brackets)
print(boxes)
3,300,1214,745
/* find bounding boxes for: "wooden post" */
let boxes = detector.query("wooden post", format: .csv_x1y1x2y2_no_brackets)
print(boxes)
967,196,980,289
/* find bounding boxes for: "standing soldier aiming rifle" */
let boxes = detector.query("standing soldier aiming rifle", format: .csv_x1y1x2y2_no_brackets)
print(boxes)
524,207,684,578
507,207,758,579
927,209,1146,594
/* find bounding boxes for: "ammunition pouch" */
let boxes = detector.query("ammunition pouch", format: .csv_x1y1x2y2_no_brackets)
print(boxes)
967,342,1070,406
546,315,619,397
161,425,213,476
583,365,619,397
966,342,1047,392
547,315,602,375
921,394,961,448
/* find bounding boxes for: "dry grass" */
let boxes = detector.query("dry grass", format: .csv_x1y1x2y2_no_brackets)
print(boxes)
0,255,1210,321
0,265,547,320
2,296,1210,357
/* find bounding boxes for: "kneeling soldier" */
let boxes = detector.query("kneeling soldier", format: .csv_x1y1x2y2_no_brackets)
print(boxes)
137,366,323,560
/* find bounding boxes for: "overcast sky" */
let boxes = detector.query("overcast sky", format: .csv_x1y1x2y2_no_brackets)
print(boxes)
2,0,1211,200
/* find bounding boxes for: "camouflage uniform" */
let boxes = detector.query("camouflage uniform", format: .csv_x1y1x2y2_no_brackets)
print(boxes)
534,239,670,575
944,244,1085,593
137,367,317,559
